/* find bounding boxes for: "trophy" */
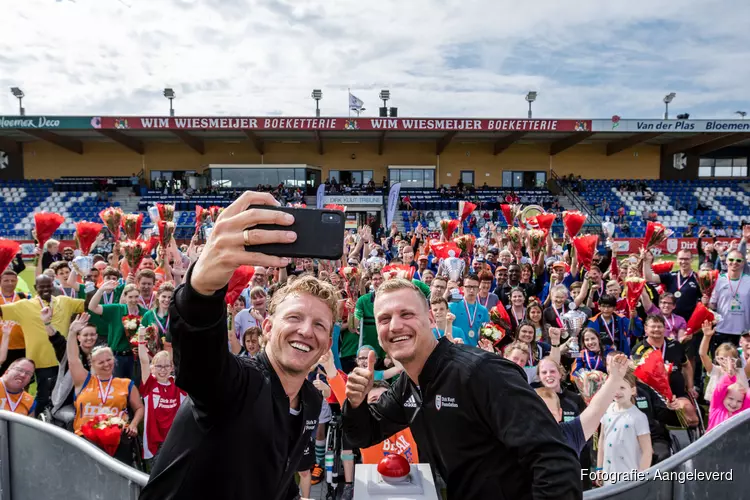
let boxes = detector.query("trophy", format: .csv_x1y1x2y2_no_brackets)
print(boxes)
562,308,587,358
72,255,94,276
602,221,615,247
442,254,465,282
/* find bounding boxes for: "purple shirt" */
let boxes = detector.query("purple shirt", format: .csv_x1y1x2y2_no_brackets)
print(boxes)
647,305,687,340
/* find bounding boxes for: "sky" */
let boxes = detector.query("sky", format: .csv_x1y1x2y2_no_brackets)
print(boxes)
1,0,749,120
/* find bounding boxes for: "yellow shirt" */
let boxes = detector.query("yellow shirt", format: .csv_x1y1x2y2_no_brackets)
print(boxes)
0,296,84,369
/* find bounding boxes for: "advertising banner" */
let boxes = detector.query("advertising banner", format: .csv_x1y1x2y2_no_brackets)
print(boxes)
323,195,382,205
613,237,735,255
593,117,750,133
386,183,402,228
0,116,98,129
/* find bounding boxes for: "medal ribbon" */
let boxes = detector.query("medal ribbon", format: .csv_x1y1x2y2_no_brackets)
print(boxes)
664,314,675,338
139,294,154,309
103,292,114,305
601,316,615,344
478,294,489,308
97,377,113,406
512,306,526,325
553,304,565,328
728,275,744,302
154,314,170,335
676,272,693,295
0,379,22,413
463,299,479,331
0,293,15,305
585,350,602,371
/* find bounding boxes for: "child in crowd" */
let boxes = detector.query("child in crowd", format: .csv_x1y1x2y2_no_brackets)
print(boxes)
571,328,611,376
708,374,750,432
597,372,652,484
700,321,749,402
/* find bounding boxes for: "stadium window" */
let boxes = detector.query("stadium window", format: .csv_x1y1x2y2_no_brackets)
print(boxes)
698,166,712,177
502,171,513,187
535,172,547,187
388,167,435,188
697,157,748,178
329,170,340,182
460,170,474,186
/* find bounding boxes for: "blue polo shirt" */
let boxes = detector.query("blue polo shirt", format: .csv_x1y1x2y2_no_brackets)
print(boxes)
448,300,489,348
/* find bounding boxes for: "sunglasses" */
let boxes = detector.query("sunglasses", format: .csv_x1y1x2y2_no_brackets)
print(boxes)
727,258,744,264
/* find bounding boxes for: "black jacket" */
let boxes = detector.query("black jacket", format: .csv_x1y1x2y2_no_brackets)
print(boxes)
342,338,582,500
635,381,679,443
140,267,322,500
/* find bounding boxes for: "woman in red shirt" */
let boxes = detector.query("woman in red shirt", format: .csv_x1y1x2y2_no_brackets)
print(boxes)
137,327,186,462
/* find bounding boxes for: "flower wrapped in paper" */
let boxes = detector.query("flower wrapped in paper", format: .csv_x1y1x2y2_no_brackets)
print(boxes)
324,204,346,212
121,213,144,241
458,201,477,222
526,229,546,261
75,221,103,255
122,314,142,339
504,227,523,250
122,239,149,273
148,205,160,225
99,207,123,240
156,203,175,223
685,302,721,335
381,264,415,281
339,266,359,298
431,241,461,260
80,414,127,456
572,234,599,271
489,305,510,327
226,265,255,305
479,323,505,346
34,212,65,249
209,206,224,223
130,325,160,357
574,370,608,405
651,260,675,275
634,349,674,401
157,220,175,247
195,205,210,231
562,210,587,238
697,269,719,296
454,234,475,255
624,277,646,312
642,221,673,251
439,219,460,240
531,212,556,237
0,239,20,273
500,204,522,227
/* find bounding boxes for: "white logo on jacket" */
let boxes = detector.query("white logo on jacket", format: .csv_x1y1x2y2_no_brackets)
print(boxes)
403,395,417,408
434,395,458,411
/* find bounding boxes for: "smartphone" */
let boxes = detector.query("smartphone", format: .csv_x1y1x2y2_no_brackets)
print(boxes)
245,206,345,260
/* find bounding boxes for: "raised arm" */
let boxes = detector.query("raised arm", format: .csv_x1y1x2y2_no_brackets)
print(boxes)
89,279,117,315
579,354,628,440
137,327,152,385
67,314,92,388
0,322,12,365
699,320,715,373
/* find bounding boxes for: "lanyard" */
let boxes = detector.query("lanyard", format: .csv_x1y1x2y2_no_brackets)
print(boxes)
553,304,565,327
478,294,490,308
97,377,113,405
0,380,22,413
0,294,15,305
511,306,526,325
676,272,693,293
139,294,153,309
154,313,170,335
584,350,602,371
728,275,745,300
601,316,616,344
664,314,675,336
62,287,76,298
433,327,442,339
103,292,114,305
463,299,479,331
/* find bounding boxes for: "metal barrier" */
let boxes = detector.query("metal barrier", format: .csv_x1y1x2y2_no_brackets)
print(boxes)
0,411,148,500
584,410,750,499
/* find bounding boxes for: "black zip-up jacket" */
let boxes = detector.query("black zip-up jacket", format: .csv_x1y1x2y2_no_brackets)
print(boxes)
342,338,582,500
140,266,322,500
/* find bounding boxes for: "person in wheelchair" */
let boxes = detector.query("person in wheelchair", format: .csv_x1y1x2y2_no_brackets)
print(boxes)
66,313,144,465
43,307,97,428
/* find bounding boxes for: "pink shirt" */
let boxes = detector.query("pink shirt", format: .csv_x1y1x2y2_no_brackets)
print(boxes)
646,305,687,340
707,374,750,432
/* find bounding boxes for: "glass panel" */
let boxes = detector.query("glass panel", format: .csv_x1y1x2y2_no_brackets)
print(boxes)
714,166,732,177
535,171,547,187
502,171,513,187
733,157,747,167
461,171,474,185
513,172,523,187
424,169,435,188
329,170,340,182
715,158,732,167
352,171,363,185
389,169,399,185
402,169,413,185
733,166,748,177
363,170,373,184
699,158,714,167
698,166,712,177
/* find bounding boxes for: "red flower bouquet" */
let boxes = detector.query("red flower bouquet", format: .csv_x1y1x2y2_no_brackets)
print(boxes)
454,234,476,255
685,302,720,335
226,265,255,305
634,349,674,401
324,204,347,212
500,204,522,227
122,314,142,339
130,324,159,357
122,239,149,272
339,266,359,298
651,260,675,275
431,241,461,260
489,305,511,327
121,213,143,241
0,240,20,273
156,203,175,223
34,212,65,249
531,212,556,237
209,206,224,223
382,264,415,281
478,323,505,346
75,221,103,255
458,201,477,222
195,205,210,232
504,227,523,250
643,221,673,251
562,210,587,238
99,207,123,240
697,269,719,296
574,370,608,405
527,229,547,262
572,234,599,271
624,277,646,312
157,220,175,247
80,414,128,456
439,219,460,240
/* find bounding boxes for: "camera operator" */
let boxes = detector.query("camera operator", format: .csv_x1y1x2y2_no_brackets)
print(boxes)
141,192,338,500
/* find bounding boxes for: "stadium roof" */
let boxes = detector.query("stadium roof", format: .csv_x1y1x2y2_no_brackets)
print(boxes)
1,115,749,156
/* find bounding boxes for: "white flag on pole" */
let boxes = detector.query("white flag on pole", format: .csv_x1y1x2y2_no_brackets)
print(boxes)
349,93,364,111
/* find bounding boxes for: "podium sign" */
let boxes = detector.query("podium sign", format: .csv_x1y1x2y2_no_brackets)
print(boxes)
353,463,439,499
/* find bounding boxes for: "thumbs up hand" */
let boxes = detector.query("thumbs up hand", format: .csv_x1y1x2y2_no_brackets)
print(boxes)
346,350,376,409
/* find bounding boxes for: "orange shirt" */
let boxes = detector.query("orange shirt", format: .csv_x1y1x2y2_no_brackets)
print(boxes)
1,293,25,350
328,372,419,464
0,380,35,416
73,374,132,436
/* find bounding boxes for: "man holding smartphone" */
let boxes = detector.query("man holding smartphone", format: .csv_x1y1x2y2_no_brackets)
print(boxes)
141,192,338,500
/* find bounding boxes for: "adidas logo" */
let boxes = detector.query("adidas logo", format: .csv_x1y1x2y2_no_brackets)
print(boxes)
404,395,417,408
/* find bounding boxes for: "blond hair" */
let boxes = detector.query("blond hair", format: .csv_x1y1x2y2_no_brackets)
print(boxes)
122,284,139,297
249,286,267,300
152,350,172,366
45,239,60,251
374,278,427,310
535,387,561,412
157,282,175,296
504,341,530,360
715,343,740,366
268,275,338,322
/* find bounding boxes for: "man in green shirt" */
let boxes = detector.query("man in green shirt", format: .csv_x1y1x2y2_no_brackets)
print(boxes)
88,280,147,379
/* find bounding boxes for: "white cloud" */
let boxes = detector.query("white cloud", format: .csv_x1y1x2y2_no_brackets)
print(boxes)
1,0,748,119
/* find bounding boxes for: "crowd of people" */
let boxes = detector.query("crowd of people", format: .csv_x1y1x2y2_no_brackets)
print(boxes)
0,187,748,500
